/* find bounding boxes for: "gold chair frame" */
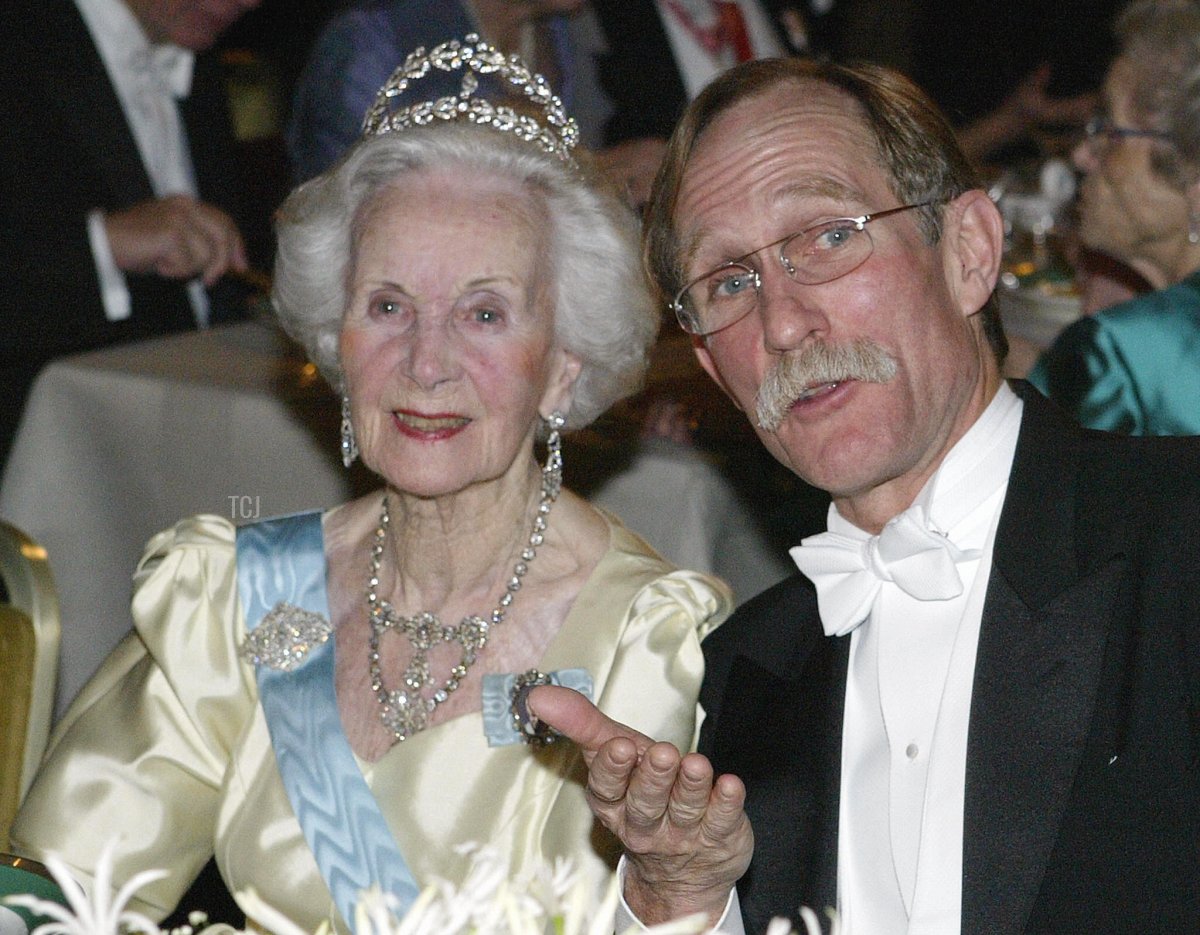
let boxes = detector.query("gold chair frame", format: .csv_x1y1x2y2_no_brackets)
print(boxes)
0,521,59,848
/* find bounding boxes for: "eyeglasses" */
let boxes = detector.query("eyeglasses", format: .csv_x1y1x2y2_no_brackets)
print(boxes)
1083,114,1171,148
671,202,932,336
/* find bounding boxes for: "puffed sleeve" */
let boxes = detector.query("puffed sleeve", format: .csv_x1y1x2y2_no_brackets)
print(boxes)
603,570,731,753
9,515,255,919
523,552,733,884
286,10,394,182
560,521,732,755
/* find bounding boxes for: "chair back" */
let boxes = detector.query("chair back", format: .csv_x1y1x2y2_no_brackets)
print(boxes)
0,523,59,849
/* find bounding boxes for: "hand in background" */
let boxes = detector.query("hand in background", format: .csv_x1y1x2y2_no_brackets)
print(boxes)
527,684,753,927
1004,64,1096,130
958,64,1096,164
105,195,248,286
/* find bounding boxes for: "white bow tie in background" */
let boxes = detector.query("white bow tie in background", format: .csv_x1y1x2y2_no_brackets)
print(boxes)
129,45,193,100
124,44,197,202
790,504,981,637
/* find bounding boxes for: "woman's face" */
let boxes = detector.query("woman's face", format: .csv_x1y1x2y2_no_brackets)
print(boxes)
339,170,580,500
1073,56,1189,272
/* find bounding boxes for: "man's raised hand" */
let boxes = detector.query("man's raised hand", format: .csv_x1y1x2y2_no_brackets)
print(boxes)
527,685,752,927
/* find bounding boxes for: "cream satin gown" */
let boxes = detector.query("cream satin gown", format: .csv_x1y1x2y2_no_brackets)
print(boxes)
10,512,731,932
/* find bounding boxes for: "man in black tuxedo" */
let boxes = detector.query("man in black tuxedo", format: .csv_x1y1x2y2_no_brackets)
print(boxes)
0,0,262,468
587,0,805,145
583,0,806,207
531,55,1200,934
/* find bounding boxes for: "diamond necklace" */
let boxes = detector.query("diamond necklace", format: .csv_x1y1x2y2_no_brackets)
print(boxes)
366,435,563,744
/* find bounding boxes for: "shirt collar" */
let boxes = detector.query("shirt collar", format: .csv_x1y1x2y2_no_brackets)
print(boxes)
828,382,1024,540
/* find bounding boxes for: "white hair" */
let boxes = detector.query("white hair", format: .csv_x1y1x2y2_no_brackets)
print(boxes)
272,125,660,429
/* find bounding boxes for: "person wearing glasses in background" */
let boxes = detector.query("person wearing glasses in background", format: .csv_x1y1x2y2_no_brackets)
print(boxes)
1029,0,1200,435
526,51,1200,935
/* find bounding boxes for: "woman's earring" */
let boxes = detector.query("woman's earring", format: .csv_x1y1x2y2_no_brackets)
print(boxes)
340,395,358,468
1189,212,1200,245
541,411,565,499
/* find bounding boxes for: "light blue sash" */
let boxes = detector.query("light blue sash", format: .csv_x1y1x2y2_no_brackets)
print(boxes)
236,511,420,931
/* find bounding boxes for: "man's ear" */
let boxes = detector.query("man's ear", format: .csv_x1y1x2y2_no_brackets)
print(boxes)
942,189,1004,318
692,338,745,413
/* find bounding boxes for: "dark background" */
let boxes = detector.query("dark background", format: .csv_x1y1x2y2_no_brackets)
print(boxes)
214,0,1128,136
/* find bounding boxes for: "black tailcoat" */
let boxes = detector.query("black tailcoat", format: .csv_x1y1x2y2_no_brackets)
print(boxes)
700,383,1200,933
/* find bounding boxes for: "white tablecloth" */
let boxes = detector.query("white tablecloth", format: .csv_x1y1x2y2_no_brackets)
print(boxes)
589,437,791,605
1,322,788,720
996,285,1082,349
1,322,356,717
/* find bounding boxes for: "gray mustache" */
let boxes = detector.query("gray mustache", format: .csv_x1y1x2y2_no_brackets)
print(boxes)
755,340,897,430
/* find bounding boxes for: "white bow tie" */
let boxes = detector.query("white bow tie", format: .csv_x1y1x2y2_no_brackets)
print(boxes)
129,45,193,99
790,504,981,637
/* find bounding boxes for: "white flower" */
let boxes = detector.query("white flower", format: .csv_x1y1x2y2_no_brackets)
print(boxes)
3,842,165,935
3,838,838,935
336,844,711,935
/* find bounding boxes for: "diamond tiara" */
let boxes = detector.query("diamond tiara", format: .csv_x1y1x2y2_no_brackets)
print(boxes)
360,33,580,164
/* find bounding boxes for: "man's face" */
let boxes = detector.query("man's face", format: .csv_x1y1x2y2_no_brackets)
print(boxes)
125,0,261,50
676,81,995,527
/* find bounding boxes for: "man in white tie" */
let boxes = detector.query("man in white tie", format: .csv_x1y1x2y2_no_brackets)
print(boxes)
0,0,262,469
529,55,1200,935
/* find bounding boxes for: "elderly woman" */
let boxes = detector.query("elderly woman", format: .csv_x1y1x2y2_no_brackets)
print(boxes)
8,38,730,931
1029,0,1200,434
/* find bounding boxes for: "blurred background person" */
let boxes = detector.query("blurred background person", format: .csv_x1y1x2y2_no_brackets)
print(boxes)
0,0,269,471
1030,0,1200,435
8,43,730,930
287,0,805,206
286,0,593,184
585,0,804,187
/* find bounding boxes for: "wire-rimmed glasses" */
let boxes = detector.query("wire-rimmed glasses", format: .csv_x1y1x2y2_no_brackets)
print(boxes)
670,202,932,336
1083,114,1171,150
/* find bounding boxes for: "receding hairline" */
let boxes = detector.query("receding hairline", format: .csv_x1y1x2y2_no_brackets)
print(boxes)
670,78,896,272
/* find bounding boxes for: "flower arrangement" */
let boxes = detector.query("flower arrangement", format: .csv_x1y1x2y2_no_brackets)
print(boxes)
2,844,163,935
3,843,839,935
